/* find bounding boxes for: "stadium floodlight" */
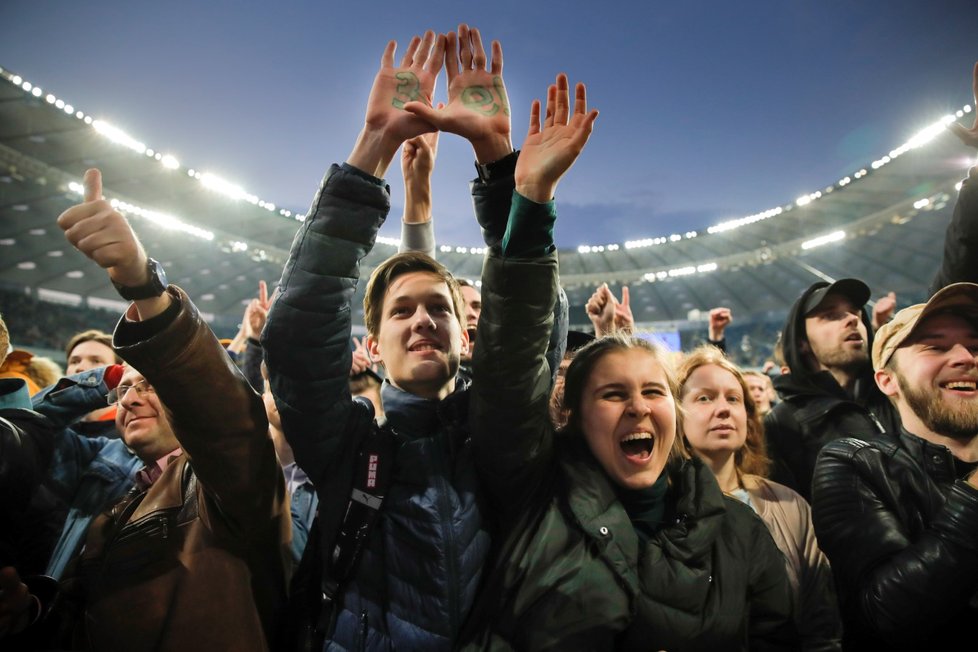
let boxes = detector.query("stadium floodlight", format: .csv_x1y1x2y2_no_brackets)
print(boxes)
93,120,147,155
913,198,930,209
199,172,258,204
161,155,179,170
801,230,845,250
668,266,696,277
696,262,718,273
68,181,214,241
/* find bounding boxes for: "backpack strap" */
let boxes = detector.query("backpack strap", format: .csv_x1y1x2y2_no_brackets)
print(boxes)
316,400,399,637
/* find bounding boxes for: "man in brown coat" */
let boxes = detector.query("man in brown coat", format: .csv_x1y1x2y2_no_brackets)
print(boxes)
0,168,291,650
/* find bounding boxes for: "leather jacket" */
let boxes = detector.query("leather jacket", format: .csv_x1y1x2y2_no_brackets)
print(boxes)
812,430,978,650
46,287,291,651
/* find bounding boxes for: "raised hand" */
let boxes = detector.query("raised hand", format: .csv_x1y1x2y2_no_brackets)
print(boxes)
401,123,441,186
401,126,440,225
949,62,978,148
57,169,170,319
708,307,732,341
57,169,149,287
350,336,373,377
515,74,599,202
404,24,513,163
871,291,897,331
586,284,634,337
348,31,446,178
243,280,272,340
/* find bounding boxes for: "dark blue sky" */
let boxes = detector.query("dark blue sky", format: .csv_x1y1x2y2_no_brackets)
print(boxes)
2,1,976,247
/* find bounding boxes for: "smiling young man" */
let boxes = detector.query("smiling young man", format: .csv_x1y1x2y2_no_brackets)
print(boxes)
811,282,978,650
763,279,902,500
261,26,538,651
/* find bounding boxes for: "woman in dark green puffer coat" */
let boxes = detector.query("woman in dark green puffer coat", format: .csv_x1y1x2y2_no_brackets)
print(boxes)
466,322,798,650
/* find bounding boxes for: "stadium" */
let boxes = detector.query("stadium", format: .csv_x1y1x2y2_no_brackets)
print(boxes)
1,63,974,366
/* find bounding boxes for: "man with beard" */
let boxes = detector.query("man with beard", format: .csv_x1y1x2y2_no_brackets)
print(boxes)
763,279,902,500
811,282,978,650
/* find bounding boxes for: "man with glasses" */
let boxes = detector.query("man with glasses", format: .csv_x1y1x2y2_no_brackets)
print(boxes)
0,168,290,650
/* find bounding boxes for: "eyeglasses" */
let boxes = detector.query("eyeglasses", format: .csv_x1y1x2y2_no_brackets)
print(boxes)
106,379,155,405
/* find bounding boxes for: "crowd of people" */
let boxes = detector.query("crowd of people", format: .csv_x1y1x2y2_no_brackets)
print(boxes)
1,26,977,652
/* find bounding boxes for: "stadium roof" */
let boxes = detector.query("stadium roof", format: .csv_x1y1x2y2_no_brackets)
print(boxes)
1,64,974,331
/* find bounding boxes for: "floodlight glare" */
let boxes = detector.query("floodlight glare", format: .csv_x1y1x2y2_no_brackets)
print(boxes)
801,230,845,250
93,120,147,154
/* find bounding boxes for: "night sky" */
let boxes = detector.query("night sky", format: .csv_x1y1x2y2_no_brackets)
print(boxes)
2,1,976,248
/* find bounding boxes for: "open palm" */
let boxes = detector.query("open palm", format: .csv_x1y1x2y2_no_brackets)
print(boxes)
364,31,445,144
515,74,599,202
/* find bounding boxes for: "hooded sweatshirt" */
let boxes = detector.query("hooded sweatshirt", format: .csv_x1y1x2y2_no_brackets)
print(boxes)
763,282,901,501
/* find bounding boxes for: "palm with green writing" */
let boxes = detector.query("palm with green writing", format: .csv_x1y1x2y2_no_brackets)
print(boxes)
515,74,599,202
362,31,446,145
405,25,513,163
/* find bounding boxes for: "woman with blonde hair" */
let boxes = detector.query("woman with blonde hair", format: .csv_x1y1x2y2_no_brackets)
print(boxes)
678,345,842,651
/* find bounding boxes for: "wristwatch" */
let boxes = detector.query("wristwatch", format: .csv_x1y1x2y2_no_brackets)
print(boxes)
112,258,168,300
474,150,519,184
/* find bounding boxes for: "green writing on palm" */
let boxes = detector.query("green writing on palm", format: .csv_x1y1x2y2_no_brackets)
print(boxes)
391,72,422,110
461,76,510,117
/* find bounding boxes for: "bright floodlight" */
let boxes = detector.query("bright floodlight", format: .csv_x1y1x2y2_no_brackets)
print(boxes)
802,230,845,250
93,120,147,154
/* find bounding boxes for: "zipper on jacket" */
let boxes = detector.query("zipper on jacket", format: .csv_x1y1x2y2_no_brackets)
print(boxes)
357,610,368,652
114,514,169,545
432,437,461,638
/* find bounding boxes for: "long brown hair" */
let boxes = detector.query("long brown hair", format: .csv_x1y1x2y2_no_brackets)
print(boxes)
560,333,689,461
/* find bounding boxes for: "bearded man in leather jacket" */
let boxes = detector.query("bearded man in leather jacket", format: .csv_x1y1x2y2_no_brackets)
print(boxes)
811,282,978,650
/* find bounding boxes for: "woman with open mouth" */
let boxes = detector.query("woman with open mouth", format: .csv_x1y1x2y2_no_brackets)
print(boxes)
464,334,798,650
678,346,842,651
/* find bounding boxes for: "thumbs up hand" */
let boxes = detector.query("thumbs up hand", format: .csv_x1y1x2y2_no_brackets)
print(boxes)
57,168,150,288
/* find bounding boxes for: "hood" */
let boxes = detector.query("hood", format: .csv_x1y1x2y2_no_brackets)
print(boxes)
779,281,877,399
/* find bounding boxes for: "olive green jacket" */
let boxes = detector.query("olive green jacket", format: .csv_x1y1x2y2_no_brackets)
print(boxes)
465,238,796,650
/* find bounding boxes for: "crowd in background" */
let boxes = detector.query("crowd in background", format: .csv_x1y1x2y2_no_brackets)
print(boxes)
2,25,978,652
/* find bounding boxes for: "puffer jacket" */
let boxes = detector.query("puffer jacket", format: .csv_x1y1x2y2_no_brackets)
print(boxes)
31,366,142,579
764,283,900,501
928,164,978,295
812,430,978,651
464,236,795,650
44,287,291,651
264,163,517,651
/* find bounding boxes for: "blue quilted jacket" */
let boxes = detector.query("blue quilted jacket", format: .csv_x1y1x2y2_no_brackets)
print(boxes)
263,164,500,651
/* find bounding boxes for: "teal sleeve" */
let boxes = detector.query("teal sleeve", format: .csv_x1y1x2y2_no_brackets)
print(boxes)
500,191,557,258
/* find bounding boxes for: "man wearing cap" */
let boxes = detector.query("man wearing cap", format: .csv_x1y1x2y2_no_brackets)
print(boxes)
763,278,902,500
811,282,978,650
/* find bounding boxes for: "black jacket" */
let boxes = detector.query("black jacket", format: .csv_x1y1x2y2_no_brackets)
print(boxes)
812,430,978,650
928,164,978,296
763,283,899,501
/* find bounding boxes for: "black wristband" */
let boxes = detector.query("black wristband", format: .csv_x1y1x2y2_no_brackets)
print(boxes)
475,150,519,184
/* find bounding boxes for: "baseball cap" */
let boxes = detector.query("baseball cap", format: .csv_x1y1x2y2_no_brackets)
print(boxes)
803,279,871,316
872,282,978,370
